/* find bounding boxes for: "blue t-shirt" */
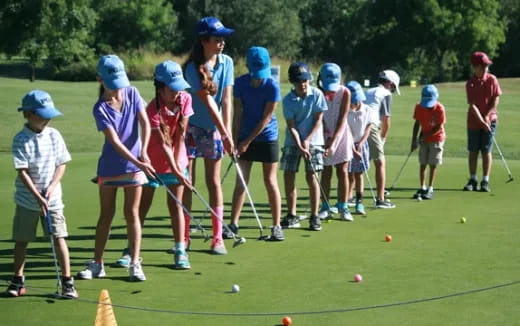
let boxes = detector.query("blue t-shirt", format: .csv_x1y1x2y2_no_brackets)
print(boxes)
185,54,234,130
234,74,280,142
282,86,327,147
92,86,146,177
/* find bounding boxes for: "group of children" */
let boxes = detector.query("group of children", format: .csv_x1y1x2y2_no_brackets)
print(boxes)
5,15,501,299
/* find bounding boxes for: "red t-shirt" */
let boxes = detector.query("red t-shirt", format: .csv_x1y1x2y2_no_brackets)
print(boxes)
466,73,502,130
413,102,446,143
146,92,193,173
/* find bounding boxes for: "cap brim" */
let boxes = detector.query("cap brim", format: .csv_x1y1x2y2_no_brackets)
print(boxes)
351,93,366,104
290,72,312,83
167,79,191,91
33,107,63,119
421,98,437,108
322,80,341,92
394,85,400,95
104,74,130,90
211,28,235,37
250,67,271,79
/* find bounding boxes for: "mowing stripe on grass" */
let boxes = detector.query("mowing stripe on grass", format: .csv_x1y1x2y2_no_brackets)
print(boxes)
3,278,519,317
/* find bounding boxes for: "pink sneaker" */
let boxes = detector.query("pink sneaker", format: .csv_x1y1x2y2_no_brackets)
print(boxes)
211,238,227,255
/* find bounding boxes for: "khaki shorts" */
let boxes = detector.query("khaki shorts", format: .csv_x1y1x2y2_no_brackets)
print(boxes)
419,141,444,166
367,124,385,161
12,205,68,242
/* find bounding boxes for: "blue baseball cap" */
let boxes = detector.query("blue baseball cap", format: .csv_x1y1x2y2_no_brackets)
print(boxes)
154,60,190,91
196,17,234,37
420,84,439,108
18,90,63,119
320,63,342,92
97,55,130,90
346,81,366,104
247,47,271,79
288,62,312,83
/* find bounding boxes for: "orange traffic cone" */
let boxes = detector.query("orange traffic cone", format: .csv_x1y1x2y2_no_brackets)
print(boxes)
94,289,118,326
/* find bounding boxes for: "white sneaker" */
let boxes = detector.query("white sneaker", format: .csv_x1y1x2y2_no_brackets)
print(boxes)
340,209,354,221
77,260,106,280
129,260,146,282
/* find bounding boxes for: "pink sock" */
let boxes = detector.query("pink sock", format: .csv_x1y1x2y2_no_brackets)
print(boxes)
184,213,191,245
211,206,224,241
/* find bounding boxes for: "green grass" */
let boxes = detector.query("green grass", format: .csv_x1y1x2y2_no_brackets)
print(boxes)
0,77,519,325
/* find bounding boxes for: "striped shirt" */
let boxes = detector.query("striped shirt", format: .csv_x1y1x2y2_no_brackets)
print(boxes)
12,125,71,211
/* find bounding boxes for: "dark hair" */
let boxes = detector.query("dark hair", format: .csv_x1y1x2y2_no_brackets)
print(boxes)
99,84,105,98
183,36,217,96
316,72,325,94
153,80,172,146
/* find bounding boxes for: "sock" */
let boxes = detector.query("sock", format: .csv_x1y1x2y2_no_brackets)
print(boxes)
482,175,489,182
175,242,185,252
428,186,433,192
470,174,477,181
183,213,191,244
321,202,330,210
13,275,24,284
95,259,103,264
356,192,363,203
421,185,427,190
62,276,72,282
336,202,347,210
211,206,224,241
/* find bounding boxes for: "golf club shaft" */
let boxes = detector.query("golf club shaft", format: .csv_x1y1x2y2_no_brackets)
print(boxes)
307,158,332,210
232,157,264,234
361,160,377,206
42,193,62,292
389,150,413,189
493,137,514,180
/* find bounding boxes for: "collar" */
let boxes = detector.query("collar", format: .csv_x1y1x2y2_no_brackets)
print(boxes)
23,124,50,136
290,86,312,100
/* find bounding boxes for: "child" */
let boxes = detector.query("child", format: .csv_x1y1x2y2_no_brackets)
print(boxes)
364,70,400,208
223,46,284,241
346,81,371,215
6,90,77,298
317,63,353,221
411,85,446,200
132,61,193,269
463,52,502,192
77,55,154,282
183,17,235,255
280,62,328,231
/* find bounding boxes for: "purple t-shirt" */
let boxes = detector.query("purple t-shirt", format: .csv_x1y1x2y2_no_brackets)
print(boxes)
93,86,146,177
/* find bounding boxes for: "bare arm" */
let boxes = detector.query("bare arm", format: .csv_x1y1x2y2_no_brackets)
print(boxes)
484,96,500,122
303,111,324,146
137,109,152,163
380,116,391,141
287,118,311,159
221,86,233,133
468,104,491,132
411,120,421,152
17,169,48,215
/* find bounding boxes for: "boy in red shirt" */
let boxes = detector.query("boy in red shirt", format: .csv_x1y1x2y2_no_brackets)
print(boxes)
463,51,502,192
411,85,446,200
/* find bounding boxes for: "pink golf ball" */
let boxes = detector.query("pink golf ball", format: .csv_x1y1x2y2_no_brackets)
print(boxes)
354,274,363,282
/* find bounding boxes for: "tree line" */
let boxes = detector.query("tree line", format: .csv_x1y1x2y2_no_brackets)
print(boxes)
1,0,518,83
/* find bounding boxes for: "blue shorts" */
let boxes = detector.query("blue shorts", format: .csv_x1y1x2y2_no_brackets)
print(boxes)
145,170,189,188
467,122,496,153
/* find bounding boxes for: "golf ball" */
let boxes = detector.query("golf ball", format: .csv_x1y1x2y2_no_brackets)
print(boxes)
231,284,240,293
461,217,466,224
354,274,363,282
282,316,292,326
385,234,392,242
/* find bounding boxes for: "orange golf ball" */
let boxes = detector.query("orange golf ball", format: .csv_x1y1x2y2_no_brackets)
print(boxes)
282,316,292,326
385,234,392,242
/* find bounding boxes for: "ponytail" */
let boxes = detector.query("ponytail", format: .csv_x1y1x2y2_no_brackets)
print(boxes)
316,73,325,94
98,84,105,98
153,80,172,146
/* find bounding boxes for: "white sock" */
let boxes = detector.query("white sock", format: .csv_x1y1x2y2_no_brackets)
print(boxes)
482,175,489,182
428,186,433,192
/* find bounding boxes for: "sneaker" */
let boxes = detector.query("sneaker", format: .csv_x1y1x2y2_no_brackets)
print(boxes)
281,214,301,229
5,277,25,297
115,248,131,268
77,260,106,280
376,198,396,209
268,225,285,241
413,188,426,199
61,278,78,299
211,238,227,255
222,223,239,239
340,208,354,221
174,250,191,270
309,215,322,231
422,189,434,200
463,179,478,191
129,260,146,281
355,203,366,215
480,181,490,192
318,204,331,220
347,198,356,208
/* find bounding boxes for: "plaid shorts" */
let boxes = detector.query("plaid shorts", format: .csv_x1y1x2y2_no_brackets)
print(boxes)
186,124,224,160
349,142,370,173
280,145,324,172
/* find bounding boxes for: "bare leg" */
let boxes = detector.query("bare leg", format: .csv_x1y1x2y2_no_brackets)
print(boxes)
166,184,185,243
93,186,117,262
419,164,427,188
348,173,355,201
468,151,478,177
428,165,438,188
183,158,195,211
321,165,333,205
263,162,282,226
306,171,320,216
374,158,386,200
336,161,349,203
354,173,363,195
54,237,71,277
139,186,156,227
123,186,143,264
482,151,492,177
204,158,223,207
284,171,297,215
230,160,253,225
13,241,28,277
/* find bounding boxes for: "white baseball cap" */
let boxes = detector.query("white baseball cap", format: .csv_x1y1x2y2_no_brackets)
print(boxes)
379,70,400,95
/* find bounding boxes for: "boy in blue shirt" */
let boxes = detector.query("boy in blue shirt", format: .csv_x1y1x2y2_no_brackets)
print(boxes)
280,63,328,231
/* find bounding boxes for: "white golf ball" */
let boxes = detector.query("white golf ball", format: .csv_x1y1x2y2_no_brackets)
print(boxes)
232,284,240,293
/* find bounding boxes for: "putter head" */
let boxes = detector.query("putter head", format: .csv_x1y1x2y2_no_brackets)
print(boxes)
506,177,514,183
257,235,269,241
232,237,246,248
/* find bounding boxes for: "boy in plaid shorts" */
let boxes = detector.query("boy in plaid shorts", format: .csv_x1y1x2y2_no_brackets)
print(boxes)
410,85,446,200
280,62,328,231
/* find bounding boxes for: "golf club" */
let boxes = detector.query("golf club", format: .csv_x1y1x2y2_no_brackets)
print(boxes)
389,150,413,190
41,190,62,297
493,137,514,182
231,156,267,240
151,173,211,242
191,186,247,248
307,157,333,216
361,160,377,208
